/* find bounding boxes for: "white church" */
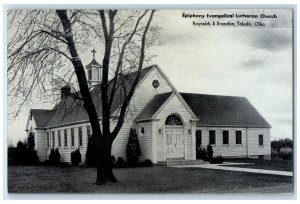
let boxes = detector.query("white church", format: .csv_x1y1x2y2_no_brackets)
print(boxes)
26,54,272,164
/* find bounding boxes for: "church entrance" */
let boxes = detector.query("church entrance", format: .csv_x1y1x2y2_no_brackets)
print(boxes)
165,114,185,159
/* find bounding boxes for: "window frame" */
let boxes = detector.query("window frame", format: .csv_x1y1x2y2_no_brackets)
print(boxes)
58,130,61,147
209,130,216,145
78,127,83,147
51,131,55,147
259,134,264,146
64,129,68,147
71,128,75,147
196,130,202,146
235,130,242,145
223,130,229,145
47,132,50,148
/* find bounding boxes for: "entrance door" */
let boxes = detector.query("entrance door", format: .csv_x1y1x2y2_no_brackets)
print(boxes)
164,114,184,159
165,126,184,159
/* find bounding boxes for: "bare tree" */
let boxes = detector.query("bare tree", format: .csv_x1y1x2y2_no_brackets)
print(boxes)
8,9,157,184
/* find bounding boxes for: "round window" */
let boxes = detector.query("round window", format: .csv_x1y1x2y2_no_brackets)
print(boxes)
152,79,160,89
140,127,145,135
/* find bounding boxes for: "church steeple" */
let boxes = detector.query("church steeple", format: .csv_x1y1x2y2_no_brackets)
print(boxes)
86,49,102,88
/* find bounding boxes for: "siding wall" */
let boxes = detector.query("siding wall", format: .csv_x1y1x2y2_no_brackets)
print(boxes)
110,67,173,161
247,128,271,158
46,124,90,163
35,129,48,161
154,94,195,161
196,127,271,158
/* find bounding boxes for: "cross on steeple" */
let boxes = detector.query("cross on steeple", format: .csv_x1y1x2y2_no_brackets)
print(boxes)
91,49,97,58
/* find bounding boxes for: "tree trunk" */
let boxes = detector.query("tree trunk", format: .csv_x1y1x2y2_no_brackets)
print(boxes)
96,139,117,185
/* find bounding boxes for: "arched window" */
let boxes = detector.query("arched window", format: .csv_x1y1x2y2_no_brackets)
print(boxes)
165,114,183,125
95,69,99,81
88,70,92,80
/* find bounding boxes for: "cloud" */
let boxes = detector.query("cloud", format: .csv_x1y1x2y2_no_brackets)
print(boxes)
242,59,265,68
249,29,292,52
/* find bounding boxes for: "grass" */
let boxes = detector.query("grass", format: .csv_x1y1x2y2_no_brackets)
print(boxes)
7,165,293,194
223,158,293,171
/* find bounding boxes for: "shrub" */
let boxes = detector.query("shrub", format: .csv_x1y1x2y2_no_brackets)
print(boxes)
210,156,224,164
139,159,153,167
126,128,141,167
280,147,293,160
111,155,116,167
85,135,98,167
196,146,208,160
116,157,127,168
49,148,61,165
271,138,293,160
71,149,82,165
11,139,39,165
207,144,213,159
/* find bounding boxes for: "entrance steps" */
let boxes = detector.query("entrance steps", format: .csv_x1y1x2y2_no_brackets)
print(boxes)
156,159,209,167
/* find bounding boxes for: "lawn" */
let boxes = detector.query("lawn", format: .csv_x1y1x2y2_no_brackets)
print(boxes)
7,165,293,194
223,158,293,171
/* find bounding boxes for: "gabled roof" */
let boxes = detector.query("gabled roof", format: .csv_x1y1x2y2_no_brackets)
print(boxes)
180,93,271,128
43,65,155,128
86,58,101,67
135,92,173,121
30,109,52,128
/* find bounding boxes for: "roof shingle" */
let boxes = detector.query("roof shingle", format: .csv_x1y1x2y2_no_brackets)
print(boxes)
135,92,173,121
180,93,271,128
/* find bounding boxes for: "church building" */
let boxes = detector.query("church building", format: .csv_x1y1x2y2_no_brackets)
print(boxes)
26,53,272,164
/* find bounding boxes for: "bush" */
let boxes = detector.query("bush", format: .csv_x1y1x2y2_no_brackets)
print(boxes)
49,148,61,165
196,146,208,160
85,135,98,167
207,144,213,159
271,138,293,160
111,155,116,167
126,128,141,167
71,149,82,165
280,147,293,160
10,138,39,165
210,156,224,164
116,157,127,168
139,159,153,167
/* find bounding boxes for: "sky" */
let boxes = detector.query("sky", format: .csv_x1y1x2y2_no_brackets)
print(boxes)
7,9,293,144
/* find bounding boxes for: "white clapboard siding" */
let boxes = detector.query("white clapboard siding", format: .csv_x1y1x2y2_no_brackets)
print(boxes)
128,67,173,120
154,94,195,161
35,129,48,161
196,127,271,158
136,122,152,161
247,128,271,157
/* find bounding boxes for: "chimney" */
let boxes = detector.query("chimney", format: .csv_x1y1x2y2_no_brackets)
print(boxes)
61,85,71,99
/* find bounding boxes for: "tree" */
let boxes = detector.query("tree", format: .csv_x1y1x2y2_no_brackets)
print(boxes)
8,10,157,184
126,128,141,166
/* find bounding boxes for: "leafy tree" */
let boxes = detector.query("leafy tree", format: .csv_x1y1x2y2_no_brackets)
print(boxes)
8,10,157,184
126,128,141,166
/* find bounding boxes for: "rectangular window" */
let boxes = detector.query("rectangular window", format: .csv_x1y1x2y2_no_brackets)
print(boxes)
209,130,216,145
58,130,61,147
259,135,264,146
47,132,50,148
223,130,229,145
64,129,68,147
52,131,55,147
78,127,83,146
196,130,202,146
236,131,242,144
71,128,74,147
87,125,91,138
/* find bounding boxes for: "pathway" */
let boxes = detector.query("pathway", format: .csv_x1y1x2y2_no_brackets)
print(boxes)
172,162,293,177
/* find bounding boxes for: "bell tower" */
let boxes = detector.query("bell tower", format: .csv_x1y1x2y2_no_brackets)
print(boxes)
86,49,102,88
